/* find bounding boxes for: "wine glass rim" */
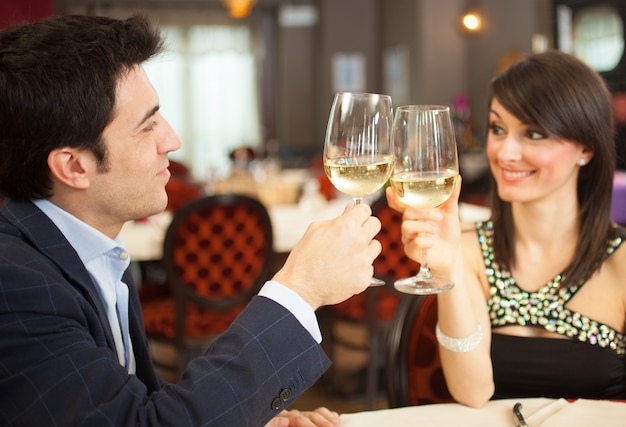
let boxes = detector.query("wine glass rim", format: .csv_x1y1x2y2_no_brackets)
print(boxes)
335,91,392,99
396,104,450,112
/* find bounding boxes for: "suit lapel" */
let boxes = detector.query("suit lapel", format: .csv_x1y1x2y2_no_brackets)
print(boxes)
3,199,162,388
124,270,161,390
1,199,118,353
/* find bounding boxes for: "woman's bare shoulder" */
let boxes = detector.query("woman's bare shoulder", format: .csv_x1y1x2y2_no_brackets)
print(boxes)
597,232,626,302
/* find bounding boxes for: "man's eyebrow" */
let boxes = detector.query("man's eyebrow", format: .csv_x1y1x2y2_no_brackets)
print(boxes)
136,105,160,129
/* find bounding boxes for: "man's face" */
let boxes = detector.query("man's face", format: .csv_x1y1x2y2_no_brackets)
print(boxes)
89,65,182,228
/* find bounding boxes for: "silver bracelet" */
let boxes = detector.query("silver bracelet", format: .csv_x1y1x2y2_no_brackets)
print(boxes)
435,322,483,352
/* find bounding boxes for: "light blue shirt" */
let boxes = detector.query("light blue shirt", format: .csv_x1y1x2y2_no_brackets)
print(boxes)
33,199,136,374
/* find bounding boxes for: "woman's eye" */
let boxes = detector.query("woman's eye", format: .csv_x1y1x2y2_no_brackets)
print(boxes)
527,129,546,140
489,123,505,135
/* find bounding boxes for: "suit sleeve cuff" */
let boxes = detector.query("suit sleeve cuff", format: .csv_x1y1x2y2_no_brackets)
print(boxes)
258,280,322,343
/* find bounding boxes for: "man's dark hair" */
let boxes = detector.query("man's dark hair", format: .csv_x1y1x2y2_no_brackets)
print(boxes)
0,14,164,200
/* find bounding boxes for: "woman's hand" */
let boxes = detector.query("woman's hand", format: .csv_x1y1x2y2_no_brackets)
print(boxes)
385,176,462,280
264,407,341,427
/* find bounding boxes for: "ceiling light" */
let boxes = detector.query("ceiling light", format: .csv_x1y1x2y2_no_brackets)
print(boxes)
221,0,257,19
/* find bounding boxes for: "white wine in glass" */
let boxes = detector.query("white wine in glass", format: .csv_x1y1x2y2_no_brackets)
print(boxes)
323,92,393,286
390,105,459,295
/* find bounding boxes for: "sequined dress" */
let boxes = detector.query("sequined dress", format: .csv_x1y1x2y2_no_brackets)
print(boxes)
477,221,626,400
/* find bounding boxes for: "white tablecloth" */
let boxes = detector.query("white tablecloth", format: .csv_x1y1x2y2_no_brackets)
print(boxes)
119,211,172,262
119,200,492,261
340,398,626,427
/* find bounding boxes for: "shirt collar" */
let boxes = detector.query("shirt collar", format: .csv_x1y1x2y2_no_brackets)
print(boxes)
32,199,127,265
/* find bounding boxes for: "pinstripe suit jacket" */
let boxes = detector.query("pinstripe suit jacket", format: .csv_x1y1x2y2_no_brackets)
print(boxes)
0,199,330,426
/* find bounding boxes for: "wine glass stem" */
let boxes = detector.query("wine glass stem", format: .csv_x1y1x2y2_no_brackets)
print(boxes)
352,195,385,286
420,248,432,278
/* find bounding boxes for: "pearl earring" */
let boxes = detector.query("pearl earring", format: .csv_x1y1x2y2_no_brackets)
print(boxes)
578,158,586,166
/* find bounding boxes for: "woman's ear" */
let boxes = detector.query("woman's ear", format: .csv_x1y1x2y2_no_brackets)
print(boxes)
580,147,594,166
48,148,94,190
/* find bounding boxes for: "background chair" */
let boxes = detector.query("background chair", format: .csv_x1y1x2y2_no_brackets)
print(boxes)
385,294,453,407
140,193,274,379
136,160,205,305
319,194,414,409
165,160,205,212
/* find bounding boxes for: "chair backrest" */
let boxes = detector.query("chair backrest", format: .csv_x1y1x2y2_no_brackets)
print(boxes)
385,294,453,407
163,194,274,341
169,159,194,180
165,177,205,212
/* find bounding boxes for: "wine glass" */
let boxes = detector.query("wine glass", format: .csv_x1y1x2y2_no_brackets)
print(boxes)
323,92,394,286
390,105,459,294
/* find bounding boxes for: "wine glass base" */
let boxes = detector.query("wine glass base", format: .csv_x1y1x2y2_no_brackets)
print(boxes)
393,276,454,295
369,276,386,287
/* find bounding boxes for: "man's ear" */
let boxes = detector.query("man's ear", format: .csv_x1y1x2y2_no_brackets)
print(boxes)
48,148,94,190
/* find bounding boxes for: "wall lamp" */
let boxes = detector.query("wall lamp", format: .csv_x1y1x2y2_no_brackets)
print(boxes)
460,5,484,34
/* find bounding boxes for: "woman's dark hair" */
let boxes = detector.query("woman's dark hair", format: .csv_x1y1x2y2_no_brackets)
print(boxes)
0,14,164,200
488,50,616,288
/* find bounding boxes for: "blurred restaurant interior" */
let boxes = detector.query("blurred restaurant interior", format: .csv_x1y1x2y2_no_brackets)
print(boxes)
3,0,626,413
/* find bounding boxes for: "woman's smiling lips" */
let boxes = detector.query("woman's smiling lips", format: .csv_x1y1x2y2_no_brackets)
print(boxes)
500,167,534,182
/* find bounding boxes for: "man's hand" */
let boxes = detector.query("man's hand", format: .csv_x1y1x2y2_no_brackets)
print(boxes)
273,203,381,310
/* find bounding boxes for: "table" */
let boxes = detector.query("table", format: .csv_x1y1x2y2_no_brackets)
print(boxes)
119,211,173,262
118,199,492,262
117,200,349,261
269,198,492,253
340,397,626,426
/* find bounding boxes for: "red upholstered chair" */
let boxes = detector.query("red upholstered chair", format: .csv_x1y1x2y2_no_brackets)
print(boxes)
140,194,274,378
168,159,194,180
165,178,204,212
136,164,204,298
319,195,410,409
160,159,205,213
385,294,454,407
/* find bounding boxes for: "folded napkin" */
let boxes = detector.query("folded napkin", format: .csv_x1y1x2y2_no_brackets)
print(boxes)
524,398,569,425
340,398,626,427
534,399,626,427
340,398,558,427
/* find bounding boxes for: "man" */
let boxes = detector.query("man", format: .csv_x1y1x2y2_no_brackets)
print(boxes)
0,14,381,426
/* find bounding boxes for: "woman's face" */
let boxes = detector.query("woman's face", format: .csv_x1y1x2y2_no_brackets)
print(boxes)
486,98,591,204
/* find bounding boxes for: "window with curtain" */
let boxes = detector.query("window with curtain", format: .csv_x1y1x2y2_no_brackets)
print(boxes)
573,6,624,72
556,4,625,73
144,24,262,180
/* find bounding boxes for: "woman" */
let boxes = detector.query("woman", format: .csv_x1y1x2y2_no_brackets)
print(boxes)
387,50,626,408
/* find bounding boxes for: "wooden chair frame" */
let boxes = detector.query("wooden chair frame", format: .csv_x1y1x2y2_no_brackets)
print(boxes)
385,294,453,407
